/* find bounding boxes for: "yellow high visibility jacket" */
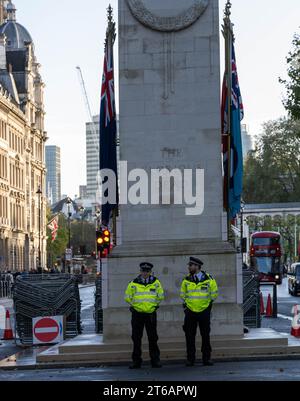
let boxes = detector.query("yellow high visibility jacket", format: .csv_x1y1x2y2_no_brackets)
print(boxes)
180,272,218,313
124,276,164,314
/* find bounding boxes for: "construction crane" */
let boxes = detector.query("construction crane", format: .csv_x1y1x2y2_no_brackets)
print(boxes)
76,66,99,153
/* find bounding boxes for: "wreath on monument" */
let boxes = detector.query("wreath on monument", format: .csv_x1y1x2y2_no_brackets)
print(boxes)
126,0,209,32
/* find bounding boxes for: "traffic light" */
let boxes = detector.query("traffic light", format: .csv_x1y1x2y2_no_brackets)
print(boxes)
103,229,111,251
96,229,111,256
96,230,104,253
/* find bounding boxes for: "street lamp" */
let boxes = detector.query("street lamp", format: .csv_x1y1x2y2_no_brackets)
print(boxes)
66,197,72,249
36,185,42,273
94,209,101,230
79,206,85,255
65,197,72,274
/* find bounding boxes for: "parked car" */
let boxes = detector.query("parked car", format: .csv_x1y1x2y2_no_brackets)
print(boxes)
288,263,300,296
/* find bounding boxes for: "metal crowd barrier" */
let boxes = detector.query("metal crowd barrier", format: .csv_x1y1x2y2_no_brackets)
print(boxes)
13,274,82,345
243,269,261,328
0,281,12,298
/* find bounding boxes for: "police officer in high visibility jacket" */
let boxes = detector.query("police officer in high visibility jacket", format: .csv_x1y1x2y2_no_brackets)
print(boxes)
125,262,164,369
180,257,218,367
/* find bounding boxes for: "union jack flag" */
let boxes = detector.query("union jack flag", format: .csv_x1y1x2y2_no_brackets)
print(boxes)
221,42,244,219
47,215,59,242
101,39,116,127
99,25,118,227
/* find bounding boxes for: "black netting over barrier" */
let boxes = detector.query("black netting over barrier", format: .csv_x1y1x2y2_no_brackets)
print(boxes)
13,274,82,345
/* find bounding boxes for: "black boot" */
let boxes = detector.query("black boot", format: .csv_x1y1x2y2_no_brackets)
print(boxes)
185,360,195,367
203,360,214,366
129,362,141,369
151,360,162,368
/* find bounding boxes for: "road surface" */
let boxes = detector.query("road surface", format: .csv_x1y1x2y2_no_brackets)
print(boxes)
1,359,300,381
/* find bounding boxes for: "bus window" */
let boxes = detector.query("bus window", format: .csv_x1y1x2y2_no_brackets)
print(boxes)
253,257,273,275
253,237,280,246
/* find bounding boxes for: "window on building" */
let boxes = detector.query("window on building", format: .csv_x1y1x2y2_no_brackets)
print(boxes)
4,156,6,179
31,170,34,192
21,169,23,190
31,203,35,229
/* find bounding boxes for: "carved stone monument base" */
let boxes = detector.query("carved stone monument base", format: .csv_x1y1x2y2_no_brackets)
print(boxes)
103,240,243,341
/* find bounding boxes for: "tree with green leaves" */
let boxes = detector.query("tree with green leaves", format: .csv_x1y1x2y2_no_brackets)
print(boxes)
279,33,300,120
70,220,96,256
243,118,300,203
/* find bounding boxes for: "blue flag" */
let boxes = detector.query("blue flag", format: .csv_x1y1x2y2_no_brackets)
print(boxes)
223,43,244,220
99,33,118,226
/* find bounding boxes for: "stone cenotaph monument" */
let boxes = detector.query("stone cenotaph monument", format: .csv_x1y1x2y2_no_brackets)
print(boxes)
103,0,244,341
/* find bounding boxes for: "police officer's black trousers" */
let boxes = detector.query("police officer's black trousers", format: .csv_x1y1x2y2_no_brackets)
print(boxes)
183,306,212,363
131,310,160,365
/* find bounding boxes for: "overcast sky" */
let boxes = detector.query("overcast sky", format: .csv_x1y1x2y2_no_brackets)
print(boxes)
15,0,300,198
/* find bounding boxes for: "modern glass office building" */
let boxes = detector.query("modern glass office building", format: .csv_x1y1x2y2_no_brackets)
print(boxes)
46,145,61,205
86,115,100,199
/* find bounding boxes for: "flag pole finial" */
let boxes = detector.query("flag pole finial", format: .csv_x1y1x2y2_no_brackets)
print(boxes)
224,0,232,19
106,4,116,45
223,0,234,41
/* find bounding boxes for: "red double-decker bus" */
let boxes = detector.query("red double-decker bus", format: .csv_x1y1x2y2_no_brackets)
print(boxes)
250,231,283,284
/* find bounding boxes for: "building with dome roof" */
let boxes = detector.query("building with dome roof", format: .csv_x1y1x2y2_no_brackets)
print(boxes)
0,0,47,272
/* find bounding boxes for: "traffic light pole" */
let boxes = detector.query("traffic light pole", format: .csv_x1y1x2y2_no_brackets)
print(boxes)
97,251,102,275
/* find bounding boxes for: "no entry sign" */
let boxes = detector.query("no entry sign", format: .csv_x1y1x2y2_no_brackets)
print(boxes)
32,316,64,345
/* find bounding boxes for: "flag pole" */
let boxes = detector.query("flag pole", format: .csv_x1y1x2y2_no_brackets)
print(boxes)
113,209,117,246
106,5,118,245
223,1,233,240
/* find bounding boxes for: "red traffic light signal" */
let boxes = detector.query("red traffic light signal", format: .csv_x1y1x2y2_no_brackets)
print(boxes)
96,229,111,254
103,229,111,250
96,230,104,252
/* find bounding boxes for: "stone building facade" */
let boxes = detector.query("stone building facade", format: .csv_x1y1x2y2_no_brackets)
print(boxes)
0,1,47,272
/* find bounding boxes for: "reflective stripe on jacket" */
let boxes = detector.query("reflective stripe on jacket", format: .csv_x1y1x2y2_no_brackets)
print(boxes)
180,272,218,313
124,276,164,313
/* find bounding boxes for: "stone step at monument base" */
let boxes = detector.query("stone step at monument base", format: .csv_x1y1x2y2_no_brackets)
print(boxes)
56,330,287,355
37,345,289,364
35,329,300,365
